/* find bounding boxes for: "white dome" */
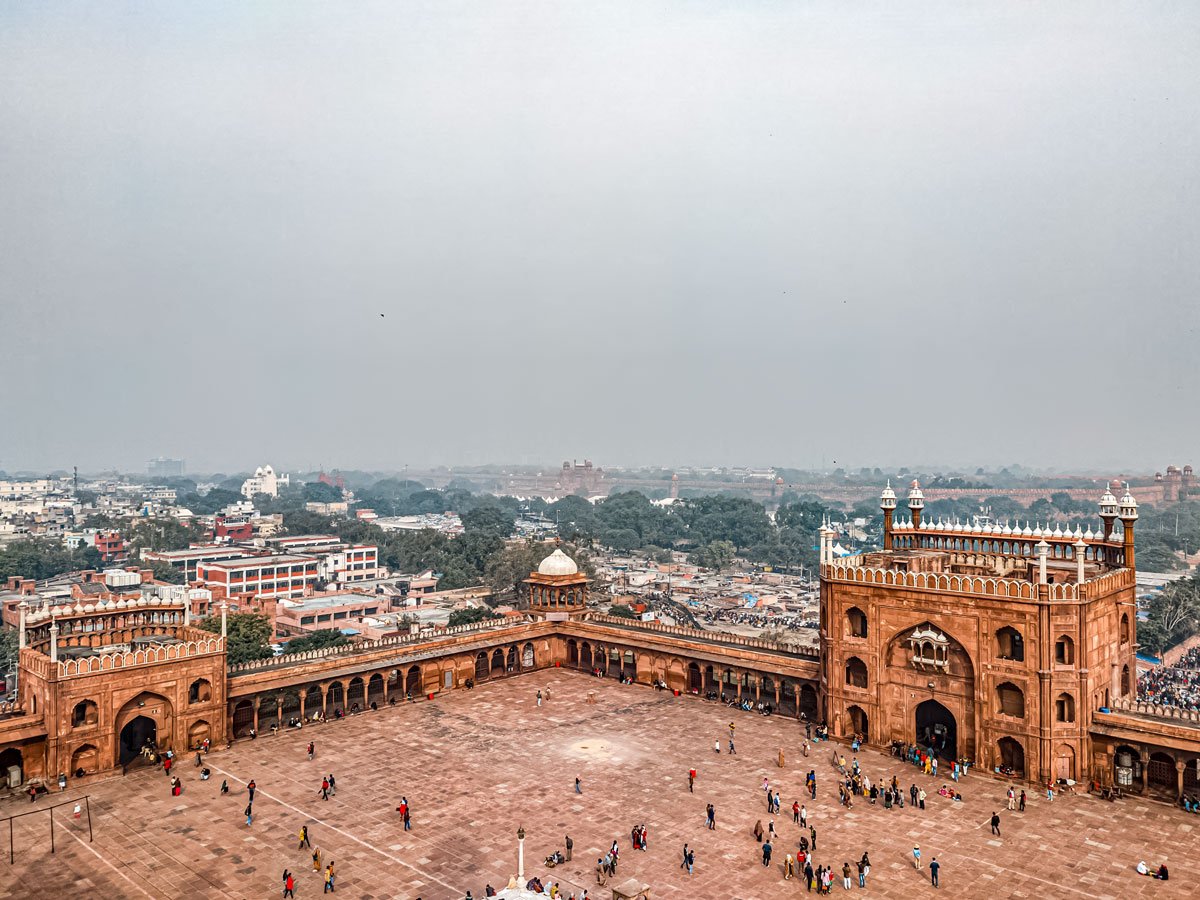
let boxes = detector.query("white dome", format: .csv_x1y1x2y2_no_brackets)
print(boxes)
537,548,579,576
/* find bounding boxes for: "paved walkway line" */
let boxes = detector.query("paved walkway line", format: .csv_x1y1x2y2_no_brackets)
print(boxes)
209,764,465,896
61,822,159,900
951,849,1114,899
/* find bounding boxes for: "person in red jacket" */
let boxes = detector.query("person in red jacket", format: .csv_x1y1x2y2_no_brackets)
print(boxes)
283,870,295,898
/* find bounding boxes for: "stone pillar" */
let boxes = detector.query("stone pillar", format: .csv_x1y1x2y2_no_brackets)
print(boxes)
299,692,306,722
1140,746,1148,792
1111,663,1120,701
320,684,328,718
1037,541,1050,584
18,601,27,649
252,698,260,734
49,618,59,663
220,601,228,638
1176,760,1186,801
1075,539,1086,584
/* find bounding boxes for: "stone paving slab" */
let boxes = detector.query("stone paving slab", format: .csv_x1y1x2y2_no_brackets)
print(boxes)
1,672,1197,898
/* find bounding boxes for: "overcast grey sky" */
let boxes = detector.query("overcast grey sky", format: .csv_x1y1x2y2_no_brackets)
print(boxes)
2,2,1197,475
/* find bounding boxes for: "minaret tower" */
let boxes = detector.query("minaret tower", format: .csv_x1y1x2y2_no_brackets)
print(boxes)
880,481,897,550
1118,485,1138,570
907,479,924,531
1098,487,1118,541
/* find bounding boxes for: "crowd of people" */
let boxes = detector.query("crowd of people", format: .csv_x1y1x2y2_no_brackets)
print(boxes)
1139,647,1200,710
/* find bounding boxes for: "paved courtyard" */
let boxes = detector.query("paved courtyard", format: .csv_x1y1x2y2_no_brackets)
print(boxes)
3,671,1198,899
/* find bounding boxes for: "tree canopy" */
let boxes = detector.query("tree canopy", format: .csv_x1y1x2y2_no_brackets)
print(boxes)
198,612,273,664
284,628,348,654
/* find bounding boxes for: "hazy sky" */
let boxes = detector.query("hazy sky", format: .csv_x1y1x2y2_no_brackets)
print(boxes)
2,2,1197,475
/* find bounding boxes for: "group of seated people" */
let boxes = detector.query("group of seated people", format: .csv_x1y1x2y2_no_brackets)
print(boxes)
1180,796,1200,813
1136,861,1169,880
936,784,963,801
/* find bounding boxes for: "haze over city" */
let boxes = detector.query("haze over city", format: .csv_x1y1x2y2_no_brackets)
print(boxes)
3,1,1198,473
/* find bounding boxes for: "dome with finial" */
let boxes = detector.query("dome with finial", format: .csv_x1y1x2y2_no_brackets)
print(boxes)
1119,486,1138,520
1098,488,1118,518
537,548,579,576
907,480,924,508
880,480,897,509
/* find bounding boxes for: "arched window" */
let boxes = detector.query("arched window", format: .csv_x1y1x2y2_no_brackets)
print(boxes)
188,678,212,704
996,626,1024,662
71,700,98,728
1055,636,1074,666
1121,664,1131,696
1120,613,1130,645
996,682,1025,718
845,657,868,689
1056,692,1075,722
846,607,867,639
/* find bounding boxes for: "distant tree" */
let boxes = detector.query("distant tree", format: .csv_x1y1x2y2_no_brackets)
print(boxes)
303,481,343,504
0,629,18,679
284,628,348,654
607,603,638,619
689,540,737,572
146,560,185,584
461,504,515,538
198,612,273,664
448,606,501,627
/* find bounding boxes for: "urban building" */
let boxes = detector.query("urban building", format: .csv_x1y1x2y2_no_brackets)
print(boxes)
240,465,289,499
147,457,185,478
195,554,320,600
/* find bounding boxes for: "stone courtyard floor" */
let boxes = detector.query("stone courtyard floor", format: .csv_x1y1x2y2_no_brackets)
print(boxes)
2,671,1198,899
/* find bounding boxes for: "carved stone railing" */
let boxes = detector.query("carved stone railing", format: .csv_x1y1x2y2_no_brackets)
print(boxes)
57,636,225,678
821,562,1084,601
1102,695,1200,725
227,616,535,675
583,613,820,660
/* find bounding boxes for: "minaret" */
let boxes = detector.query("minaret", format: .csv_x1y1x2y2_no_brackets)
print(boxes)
18,601,27,650
1098,487,1118,541
907,480,925,531
1118,485,1138,570
880,481,897,550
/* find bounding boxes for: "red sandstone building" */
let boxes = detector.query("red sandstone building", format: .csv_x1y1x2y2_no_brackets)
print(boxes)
0,519,1196,802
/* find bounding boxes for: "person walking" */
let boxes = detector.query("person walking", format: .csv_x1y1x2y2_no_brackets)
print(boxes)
328,773,336,796
930,856,940,888
918,787,927,810
220,779,229,795
248,779,257,803
856,858,866,888
680,843,689,869
313,848,322,872
308,742,315,761
753,820,764,843
283,870,295,898
810,825,817,851
842,861,852,890
403,805,412,831
537,690,543,707
575,777,582,794
804,861,815,892
688,768,696,792
320,777,330,801
729,738,736,755
685,847,694,875
323,862,335,893
565,835,573,861
245,803,253,826
785,853,795,880
1046,782,1055,802
762,839,773,868
860,852,870,887
794,801,802,825
595,858,606,886
714,740,721,754
913,844,922,869
299,825,311,849
990,811,1001,836
909,783,918,806
706,804,715,830
1019,790,1027,812
1006,787,1015,810
809,776,817,800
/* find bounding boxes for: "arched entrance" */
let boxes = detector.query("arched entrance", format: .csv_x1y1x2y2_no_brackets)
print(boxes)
232,699,255,737
1054,744,1076,782
406,665,421,696
847,705,868,741
581,642,593,669
800,684,818,720
119,716,157,765
915,699,957,760
688,662,701,693
567,639,579,667
0,748,23,786
1148,752,1176,796
998,736,1025,777
476,652,490,681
